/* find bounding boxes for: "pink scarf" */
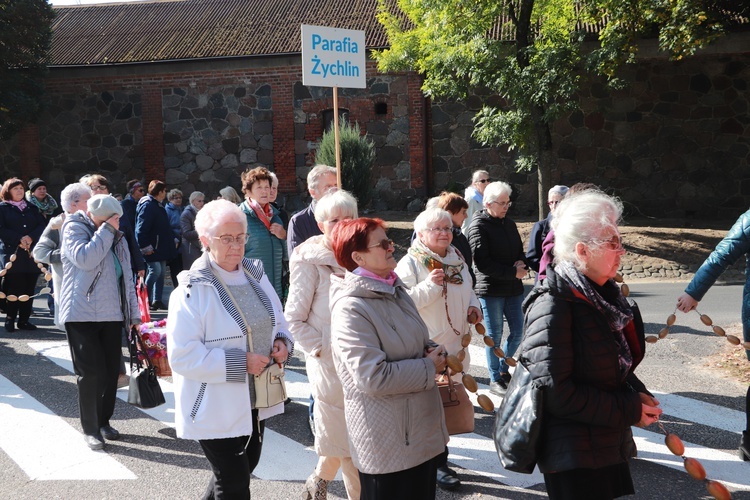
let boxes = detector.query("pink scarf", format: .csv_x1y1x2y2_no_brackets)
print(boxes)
247,198,273,230
8,200,27,211
353,267,398,286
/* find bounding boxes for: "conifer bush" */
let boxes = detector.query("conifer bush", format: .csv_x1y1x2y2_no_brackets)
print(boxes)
316,122,375,209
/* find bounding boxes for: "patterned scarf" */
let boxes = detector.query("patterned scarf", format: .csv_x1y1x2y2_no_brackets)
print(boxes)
246,199,273,230
555,260,633,377
8,199,27,211
26,192,58,217
408,242,464,285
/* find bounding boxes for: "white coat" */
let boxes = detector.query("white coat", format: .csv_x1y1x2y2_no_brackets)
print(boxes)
285,235,350,458
395,239,481,376
167,253,294,441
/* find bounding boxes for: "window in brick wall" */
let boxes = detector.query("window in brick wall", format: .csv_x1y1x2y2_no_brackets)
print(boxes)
322,108,349,133
374,102,387,115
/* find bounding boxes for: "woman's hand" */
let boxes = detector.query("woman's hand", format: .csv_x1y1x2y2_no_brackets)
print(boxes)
271,339,288,366
269,223,286,240
19,235,32,251
676,293,698,313
636,393,662,427
426,344,447,374
428,268,445,286
246,353,270,376
467,306,483,324
514,260,528,279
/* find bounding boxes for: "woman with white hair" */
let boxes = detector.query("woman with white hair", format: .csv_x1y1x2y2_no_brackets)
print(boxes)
467,181,527,395
33,182,92,330
180,191,205,270
285,190,360,500
526,185,569,280
395,207,482,491
168,199,293,499
519,190,661,499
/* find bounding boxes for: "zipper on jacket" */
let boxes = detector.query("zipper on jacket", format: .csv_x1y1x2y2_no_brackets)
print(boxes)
404,399,410,446
86,271,102,301
155,234,159,250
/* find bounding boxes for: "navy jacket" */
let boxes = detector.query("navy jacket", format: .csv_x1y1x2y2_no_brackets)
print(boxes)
0,202,46,275
135,195,178,263
287,203,321,255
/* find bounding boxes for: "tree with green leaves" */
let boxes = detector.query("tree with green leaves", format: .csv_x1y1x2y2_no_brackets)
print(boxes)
0,0,55,140
376,0,748,216
316,121,376,208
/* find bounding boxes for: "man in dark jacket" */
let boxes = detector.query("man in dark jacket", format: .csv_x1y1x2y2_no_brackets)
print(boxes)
287,164,337,254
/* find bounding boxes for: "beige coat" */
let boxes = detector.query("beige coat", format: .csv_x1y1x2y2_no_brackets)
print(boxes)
285,235,350,458
395,240,481,378
330,272,448,475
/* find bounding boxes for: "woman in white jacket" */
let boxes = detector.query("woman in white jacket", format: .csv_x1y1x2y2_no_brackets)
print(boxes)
394,208,482,491
167,199,293,500
285,190,360,500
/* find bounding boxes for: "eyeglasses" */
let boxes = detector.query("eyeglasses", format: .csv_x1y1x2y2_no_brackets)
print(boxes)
598,235,625,252
367,238,394,250
547,200,561,207
136,188,145,193
489,200,512,208
426,227,452,233
475,179,491,184
212,234,250,246
90,185,107,192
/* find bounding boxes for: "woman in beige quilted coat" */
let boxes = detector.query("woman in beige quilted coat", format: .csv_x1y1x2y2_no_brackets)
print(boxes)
285,190,360,500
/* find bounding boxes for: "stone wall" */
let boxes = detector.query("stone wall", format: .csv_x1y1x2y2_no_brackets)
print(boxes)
34,90,144,191
161,84,273,196
432,51,750,219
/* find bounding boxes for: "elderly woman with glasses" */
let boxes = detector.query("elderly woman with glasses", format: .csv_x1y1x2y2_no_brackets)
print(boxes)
285,190,360,500
168,199,293,499
33,182,92,330
468,181,528,396
519,190,661,499
395,208,482,491
329,218,449,500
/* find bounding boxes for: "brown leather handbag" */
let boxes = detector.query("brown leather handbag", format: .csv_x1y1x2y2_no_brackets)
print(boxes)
437,374,475,435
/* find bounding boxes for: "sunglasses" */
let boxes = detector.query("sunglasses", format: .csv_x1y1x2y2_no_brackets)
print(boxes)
475,179,491,184
367,238,394,250
547,200,561,206
91,185,108,192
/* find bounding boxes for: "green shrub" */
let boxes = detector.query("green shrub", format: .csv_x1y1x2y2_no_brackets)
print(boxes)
316,122,375,209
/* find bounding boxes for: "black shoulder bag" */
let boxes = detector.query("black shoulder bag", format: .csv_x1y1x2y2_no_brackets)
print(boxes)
128,326,166,409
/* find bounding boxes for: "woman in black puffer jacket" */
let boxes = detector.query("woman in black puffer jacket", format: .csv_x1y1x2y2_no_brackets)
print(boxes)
520,190,662,500
468,181,527,395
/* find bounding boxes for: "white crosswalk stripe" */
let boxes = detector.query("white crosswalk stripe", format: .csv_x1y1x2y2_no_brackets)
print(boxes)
0,340,745,493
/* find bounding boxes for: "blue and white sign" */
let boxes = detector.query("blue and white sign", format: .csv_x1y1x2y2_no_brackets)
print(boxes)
301,24,366,89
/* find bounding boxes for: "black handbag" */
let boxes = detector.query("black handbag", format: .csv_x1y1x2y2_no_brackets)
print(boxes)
493,358,543,474
128,327,166,409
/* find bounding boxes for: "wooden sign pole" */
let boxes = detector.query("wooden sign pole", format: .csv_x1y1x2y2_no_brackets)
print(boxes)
333,85,342,188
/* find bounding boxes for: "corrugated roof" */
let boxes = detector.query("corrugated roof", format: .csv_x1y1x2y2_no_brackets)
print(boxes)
50,0,391,66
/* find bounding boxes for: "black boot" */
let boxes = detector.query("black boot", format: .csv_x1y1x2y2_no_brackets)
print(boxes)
4,317,15,332
741,432,749,461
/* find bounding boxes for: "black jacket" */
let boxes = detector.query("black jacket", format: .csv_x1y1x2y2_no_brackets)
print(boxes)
0,202,46,275
520,264,649,473
467,209,525,297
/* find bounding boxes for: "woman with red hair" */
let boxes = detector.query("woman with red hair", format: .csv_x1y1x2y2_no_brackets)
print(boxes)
329,217,449,500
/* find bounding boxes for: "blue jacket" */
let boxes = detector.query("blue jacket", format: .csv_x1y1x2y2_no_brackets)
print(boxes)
120,195,138,230
240,200,287,300
685,208,750,359
0,202,46,275
58,212,140,325
135,195,178,263
165,202,183,240
287,203,321,255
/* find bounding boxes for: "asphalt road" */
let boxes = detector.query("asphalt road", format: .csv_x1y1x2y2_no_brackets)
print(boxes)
0,281,748,499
